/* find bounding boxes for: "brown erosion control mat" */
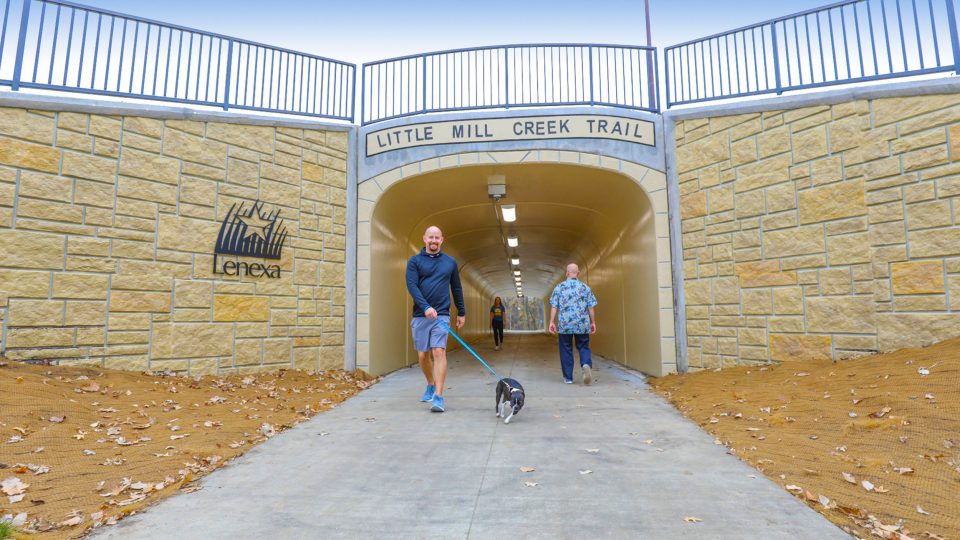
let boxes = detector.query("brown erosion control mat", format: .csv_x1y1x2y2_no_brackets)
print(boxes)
650,338,960,540
0,360,376,539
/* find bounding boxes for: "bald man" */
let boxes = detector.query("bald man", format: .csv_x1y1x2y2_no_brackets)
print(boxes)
405,226,466,413
548,263,598,385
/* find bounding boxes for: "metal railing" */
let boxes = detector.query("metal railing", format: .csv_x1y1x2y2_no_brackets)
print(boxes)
664,0,960,108
0,0,355,121
360,43,658,125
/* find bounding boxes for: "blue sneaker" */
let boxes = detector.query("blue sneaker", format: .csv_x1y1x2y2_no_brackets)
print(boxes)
430,395,445,412
420,384,436,402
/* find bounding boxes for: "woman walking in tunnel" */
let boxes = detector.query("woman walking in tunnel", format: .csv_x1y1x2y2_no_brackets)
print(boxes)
490,297,505,350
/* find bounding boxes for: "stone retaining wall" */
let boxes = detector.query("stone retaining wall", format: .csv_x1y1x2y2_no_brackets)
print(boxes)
674,92,960,368
0,106,348,374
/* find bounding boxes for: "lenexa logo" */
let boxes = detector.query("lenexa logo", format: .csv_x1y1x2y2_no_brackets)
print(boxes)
213,200,288,278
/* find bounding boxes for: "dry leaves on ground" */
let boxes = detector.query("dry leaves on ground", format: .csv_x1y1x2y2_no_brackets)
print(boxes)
650,336,960,540
0,360,378,539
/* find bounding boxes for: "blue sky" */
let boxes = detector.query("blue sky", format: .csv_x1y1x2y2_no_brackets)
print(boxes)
79,0,826,63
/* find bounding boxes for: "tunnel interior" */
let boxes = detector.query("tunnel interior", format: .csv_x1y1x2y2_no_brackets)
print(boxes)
367,162,666,377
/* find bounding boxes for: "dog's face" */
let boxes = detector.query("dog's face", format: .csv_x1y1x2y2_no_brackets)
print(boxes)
509,389,524,414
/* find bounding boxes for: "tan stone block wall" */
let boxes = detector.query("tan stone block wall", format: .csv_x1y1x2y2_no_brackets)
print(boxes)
0,107,348,374
676,93,960,368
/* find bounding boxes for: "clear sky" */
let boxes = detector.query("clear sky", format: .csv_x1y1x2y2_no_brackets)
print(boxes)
77,0,827,64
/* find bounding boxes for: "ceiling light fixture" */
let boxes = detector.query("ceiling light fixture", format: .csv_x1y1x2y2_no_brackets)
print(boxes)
501,205,516,222
507,236,518,247
513,270,521,276
511,257,520,266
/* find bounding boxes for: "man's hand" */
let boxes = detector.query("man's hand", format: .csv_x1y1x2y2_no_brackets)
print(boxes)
590,322,597,334
548,322,557,334
424,307,438,320
456,316,465,329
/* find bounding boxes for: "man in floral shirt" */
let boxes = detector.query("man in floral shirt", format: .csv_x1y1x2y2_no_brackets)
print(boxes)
548,263,598,385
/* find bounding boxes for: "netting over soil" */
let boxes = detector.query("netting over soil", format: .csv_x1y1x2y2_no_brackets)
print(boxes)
650,337,960,540
0,361,375,539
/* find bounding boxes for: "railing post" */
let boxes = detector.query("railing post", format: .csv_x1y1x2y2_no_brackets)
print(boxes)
770,21,783,94
11,0,32,91
222,38,234,110
664,48,672,109
421,54,427,114
588,45,594,105
350,63,357,123
360,64,366,125
648,47,658,111
503,46,509,109
945,0,960,74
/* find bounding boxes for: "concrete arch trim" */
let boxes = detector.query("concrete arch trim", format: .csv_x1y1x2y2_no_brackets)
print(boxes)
355,149,678,376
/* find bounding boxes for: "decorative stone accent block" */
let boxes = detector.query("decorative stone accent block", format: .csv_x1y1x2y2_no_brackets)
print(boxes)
891,261,944,294
769,334,832,361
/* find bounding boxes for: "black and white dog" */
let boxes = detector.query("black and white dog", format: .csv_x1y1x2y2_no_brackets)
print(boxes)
495,378,525,424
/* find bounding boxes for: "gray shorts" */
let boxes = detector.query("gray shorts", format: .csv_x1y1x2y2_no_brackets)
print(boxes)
411,316,450,352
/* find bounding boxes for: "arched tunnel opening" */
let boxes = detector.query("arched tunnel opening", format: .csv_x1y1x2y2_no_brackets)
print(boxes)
366,162,667,377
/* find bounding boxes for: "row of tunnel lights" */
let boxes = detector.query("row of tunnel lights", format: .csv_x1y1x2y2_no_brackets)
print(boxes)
502,205,523,298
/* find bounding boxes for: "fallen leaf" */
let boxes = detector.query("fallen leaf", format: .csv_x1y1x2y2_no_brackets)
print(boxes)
869,406,892,418
585,448,599,453
683,516,702,523
917,506,930,515
519,467,535,473
579,470,593,475
48,416,65,423
81,382,100,392
818,495,830,508
918,367,930,376
894,467,914,475
861,480,874,491
524,481,538,487
1,477,29,496
842,472,856,484
785,485,803,492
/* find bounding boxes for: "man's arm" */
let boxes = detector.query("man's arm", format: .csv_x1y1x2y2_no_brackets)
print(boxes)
548,306,558,334
588,307,596,334
405,258,433,317
450,262,466,328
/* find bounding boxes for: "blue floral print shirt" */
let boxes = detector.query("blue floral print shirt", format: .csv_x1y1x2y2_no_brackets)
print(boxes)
549,278,598,334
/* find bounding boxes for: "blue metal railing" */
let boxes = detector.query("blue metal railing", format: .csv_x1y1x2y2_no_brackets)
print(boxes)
0,0,355,121
360,43,658,125
664,0,960,108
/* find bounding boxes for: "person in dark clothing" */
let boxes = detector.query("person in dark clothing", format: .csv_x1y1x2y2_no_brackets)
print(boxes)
405,226,466,413
490,297,505,350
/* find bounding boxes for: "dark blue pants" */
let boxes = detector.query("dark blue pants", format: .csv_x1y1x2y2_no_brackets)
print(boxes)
558,333,591,381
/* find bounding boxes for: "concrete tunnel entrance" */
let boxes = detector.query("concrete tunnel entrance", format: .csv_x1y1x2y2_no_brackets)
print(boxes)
358,156,676,378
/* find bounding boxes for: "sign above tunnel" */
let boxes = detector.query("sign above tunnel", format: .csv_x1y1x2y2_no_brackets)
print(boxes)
365,114,655,157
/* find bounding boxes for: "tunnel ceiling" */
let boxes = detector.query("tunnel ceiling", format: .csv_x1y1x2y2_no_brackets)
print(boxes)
373,162,652,300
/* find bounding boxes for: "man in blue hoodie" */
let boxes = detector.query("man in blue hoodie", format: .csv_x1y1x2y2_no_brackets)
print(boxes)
406,226,466,413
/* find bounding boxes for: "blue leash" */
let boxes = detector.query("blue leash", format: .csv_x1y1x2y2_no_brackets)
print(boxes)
436,318,503,381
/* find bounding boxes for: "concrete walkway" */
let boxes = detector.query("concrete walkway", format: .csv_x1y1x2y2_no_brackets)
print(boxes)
94,334,849,539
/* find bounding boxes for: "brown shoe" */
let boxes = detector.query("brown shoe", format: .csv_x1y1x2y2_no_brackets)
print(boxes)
582,365,592,385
